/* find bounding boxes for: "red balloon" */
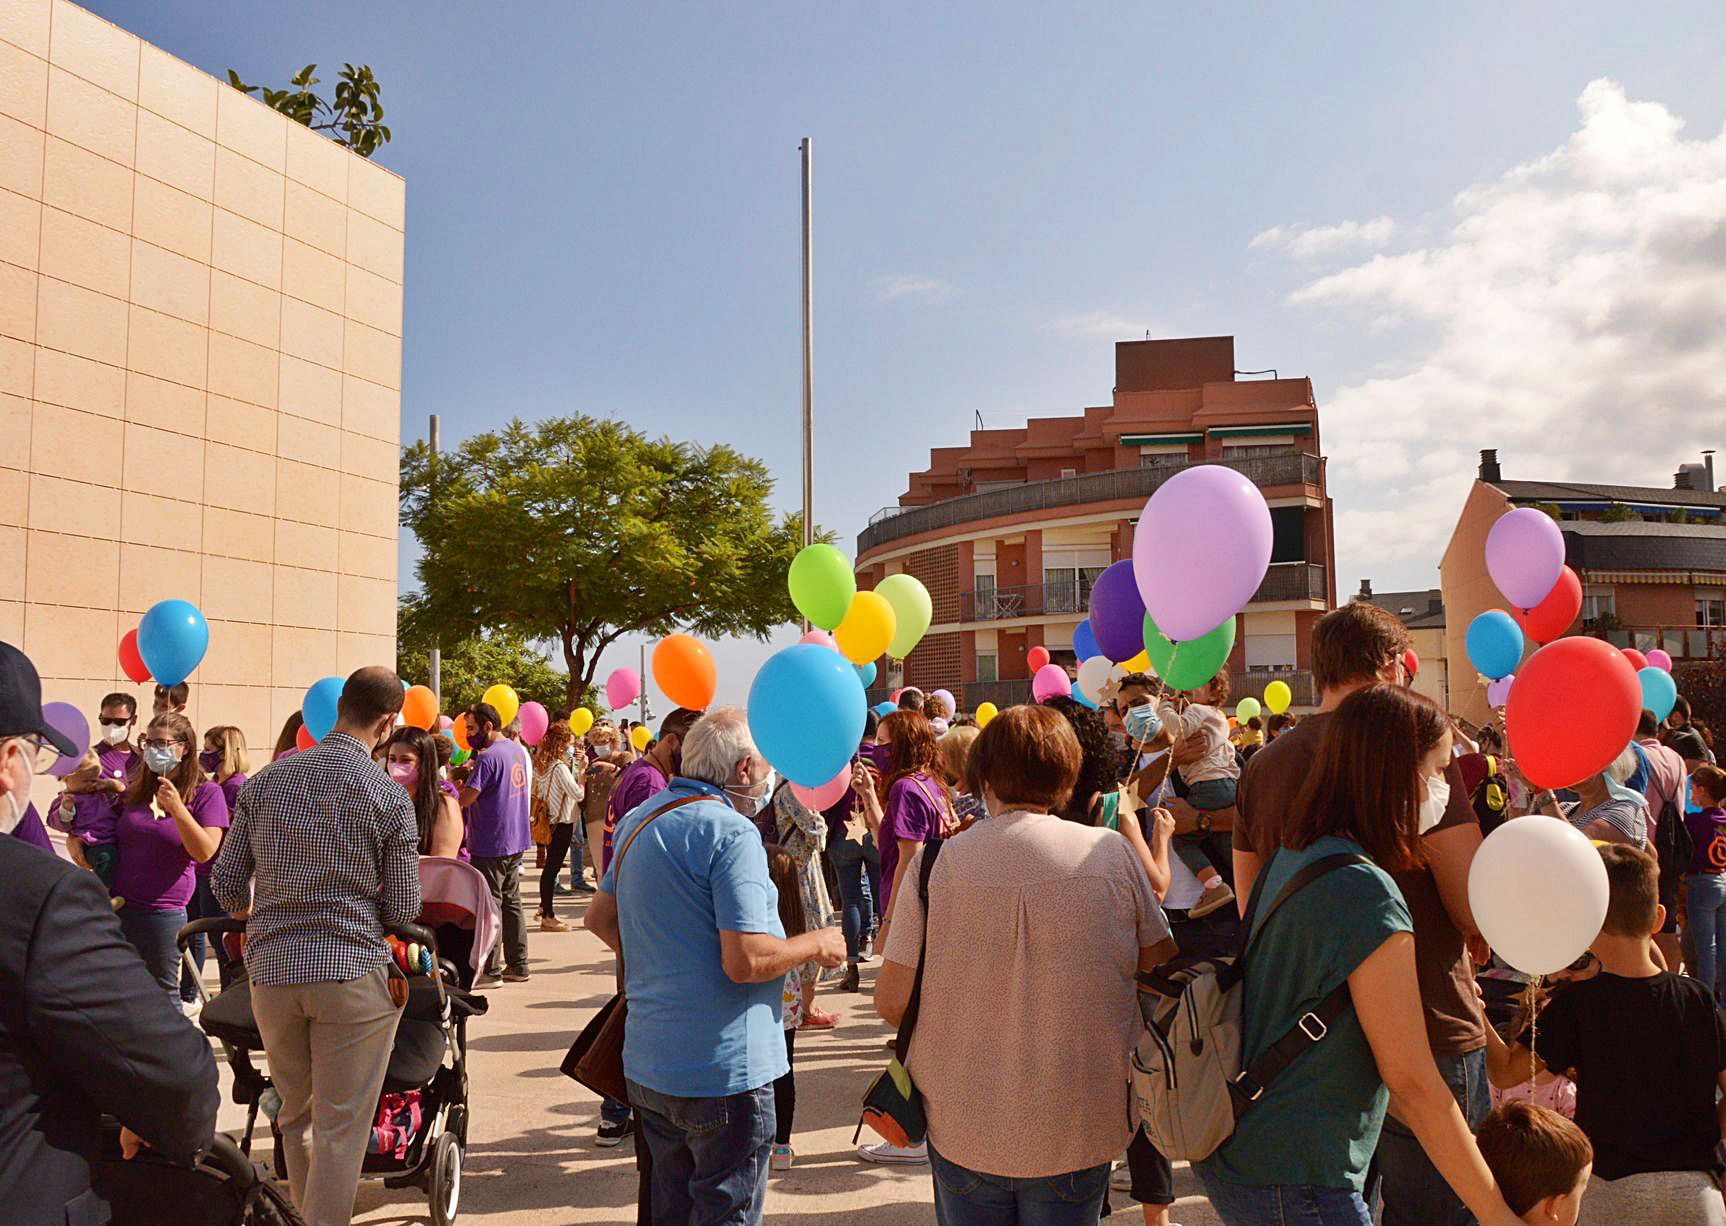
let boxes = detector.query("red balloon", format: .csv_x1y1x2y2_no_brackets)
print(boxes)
1512,566,1582,644
1506,636,1642,789
118,629,151,683
1621,647,1648,671
1027,645,1051,671
1403,648,1420,678
296,724,317,750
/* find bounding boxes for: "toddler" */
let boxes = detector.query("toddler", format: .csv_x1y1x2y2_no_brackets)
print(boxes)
1157,671,1238,918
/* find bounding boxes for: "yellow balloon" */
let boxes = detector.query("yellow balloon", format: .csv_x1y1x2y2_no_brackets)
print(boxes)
975,701,999,728
1125,651,1151,673
835,590,897,666
570,707,595,737
1263,679,1292,715
631,724,652,751
482,684,520,726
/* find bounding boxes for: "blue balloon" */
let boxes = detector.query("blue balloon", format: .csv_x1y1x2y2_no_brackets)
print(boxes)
873,701,896,717
135,599,209,688
1465,610,1523,681
301,676,345,743
748,644,867,787
1639,666,1677,723
857,661,878,688
1073,619,1100,664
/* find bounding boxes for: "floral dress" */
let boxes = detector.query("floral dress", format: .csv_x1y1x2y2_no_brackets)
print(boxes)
772,784,839,988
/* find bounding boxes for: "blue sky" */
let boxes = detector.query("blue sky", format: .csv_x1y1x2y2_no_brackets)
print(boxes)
92,2,1726,709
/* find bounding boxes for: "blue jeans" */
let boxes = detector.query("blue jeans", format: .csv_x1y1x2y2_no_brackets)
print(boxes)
180,872,236,1000
1373,1047,1489,1226
626,1079,774,1226
1688,874,1726,1001
601,1097,632,1127
928,1139,1109,1226
1197,1169,1371,1226
831,839,880,962
118,905,188,1003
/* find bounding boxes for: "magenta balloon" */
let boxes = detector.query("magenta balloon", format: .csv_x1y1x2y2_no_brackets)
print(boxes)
791,763,852,811
43,701,89,777
1087,560,1148,662
1133,465,1273,642
1646,648,1673,673
799,629,837,650
1031,664,1072,703
518,701,550,746
605,667,641,711
1486,673,1515,709
1485,508,1566,611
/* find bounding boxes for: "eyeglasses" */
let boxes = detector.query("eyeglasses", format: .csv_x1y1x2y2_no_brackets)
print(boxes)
7,734,62,775
140,737,186,751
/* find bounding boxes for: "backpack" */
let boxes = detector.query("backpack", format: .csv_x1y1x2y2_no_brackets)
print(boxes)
1129,852,1366,1162
1472,754,1510,837
1652,774,1692,890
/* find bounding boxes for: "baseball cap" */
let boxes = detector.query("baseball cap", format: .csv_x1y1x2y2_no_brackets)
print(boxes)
0,642,79,759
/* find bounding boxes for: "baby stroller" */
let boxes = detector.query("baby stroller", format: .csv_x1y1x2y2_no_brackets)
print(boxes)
177,856,497,1226
96,1125,305,1225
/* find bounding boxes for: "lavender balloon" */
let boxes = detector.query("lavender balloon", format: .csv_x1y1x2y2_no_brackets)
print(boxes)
1485,508,1566,612
930,688,956,716
1133,465,1273,642
1486,673,1515,709
1031,664,1072,703
43,701,89,777
1087,560,1147,662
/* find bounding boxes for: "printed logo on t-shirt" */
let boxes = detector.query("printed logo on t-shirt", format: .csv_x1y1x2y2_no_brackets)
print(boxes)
510,748,527,794
1707,827,1726,871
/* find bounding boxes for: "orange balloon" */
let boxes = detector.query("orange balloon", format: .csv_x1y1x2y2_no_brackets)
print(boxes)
653,634,717,710
401,685,438,730
450,715,471,751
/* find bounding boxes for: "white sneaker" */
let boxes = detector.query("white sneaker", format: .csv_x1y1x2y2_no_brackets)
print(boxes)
770,1144,794,1170
1109,1159,1133,1190
857,1140,928,1164
180,997,203,1020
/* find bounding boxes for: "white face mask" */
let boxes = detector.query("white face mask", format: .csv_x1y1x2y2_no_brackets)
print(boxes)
726,768,776,817
101,723,130,745
1418,772,1451,835
0,741,27,836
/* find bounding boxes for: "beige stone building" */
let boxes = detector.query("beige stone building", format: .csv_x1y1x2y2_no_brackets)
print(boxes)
0,0,403,778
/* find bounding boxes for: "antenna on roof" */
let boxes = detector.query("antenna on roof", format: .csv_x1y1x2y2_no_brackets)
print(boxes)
974,409,985,430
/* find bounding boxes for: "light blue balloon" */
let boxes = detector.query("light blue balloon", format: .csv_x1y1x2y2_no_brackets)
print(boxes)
1638,666,1677,723
873,701,896,717
856,661,877,688
1465,610,1523,681
748,644,867,787
1073,619,1100,664
135,599,209,687
301,676,345,743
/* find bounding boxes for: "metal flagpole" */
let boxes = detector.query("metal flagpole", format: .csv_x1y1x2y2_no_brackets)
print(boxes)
428,413,441,706
800,138,814,551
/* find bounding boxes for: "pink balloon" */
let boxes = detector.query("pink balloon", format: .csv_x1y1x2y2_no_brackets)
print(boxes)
799,629,837,650
518,701,550,746
1133,465,1273,642
1485,508,1566,611
438,715,453,731
1031,663,1072,703
791,763,852,811
1646,649,1673,673
605,667,641,711
1486,673,1515,709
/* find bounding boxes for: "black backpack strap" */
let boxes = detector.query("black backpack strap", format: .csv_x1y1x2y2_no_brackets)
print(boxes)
891,839,945,1064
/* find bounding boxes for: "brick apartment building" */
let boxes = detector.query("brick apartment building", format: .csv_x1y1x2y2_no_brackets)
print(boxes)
853,336,1337,711
1441,448,1726,725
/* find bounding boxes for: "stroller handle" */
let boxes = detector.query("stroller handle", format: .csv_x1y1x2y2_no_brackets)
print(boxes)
388,919,440,959
175,916,244,952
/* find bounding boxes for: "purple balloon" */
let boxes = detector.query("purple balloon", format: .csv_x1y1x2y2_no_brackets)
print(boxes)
1485,508,1565,611
1646,648,1673,673
1031,664,1072,703
1087,560,1147,662
1133,465,1273,642
1486,673,1515,709
43,701,89,777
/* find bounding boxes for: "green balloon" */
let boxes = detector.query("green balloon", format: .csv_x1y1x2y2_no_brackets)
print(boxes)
788,543,856,631
1143,611,1237,691
877,572,933,659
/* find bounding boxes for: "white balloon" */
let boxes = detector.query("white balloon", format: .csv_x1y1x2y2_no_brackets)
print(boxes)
1077,655,1115,704
1468,815,1609,975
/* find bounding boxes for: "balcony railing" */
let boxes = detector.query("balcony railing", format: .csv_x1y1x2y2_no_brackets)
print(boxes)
1231,669,1318,710
1585,623,1726,661
958,562,1327,623
859,452,1323,555
963,679,1033,711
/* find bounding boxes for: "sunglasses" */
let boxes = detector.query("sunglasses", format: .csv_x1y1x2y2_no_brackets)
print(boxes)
98,716,133,728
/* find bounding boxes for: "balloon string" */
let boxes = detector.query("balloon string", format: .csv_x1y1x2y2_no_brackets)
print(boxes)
1528,974,1543,1099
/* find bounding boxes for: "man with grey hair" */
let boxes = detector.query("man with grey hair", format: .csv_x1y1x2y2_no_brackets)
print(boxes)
586,707,844,1224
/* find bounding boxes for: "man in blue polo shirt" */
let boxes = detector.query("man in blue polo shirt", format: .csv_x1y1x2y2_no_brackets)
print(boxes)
460,701,532,984
586,707,844,1224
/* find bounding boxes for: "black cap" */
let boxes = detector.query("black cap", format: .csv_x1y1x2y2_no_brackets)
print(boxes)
0,642,79,759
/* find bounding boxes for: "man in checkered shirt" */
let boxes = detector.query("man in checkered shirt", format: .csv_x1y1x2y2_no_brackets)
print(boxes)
213,667,420,1226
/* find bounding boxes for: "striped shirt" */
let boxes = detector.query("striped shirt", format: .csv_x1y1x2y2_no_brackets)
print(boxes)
212,732,421,986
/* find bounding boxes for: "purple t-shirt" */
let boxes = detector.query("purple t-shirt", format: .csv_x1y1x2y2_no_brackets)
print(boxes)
603,757,669,871
466,740,531,859
1685,807,1726,876
114,781,230,910
195,772,248,878
71,744,137,844
10,803,52,851
880,771,948,908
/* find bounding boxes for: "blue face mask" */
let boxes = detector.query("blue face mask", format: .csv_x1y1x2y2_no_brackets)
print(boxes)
1124,703,1161,744
143,746,182,776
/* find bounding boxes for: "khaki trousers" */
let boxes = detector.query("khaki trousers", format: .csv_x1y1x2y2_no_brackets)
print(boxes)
252,967,401,1226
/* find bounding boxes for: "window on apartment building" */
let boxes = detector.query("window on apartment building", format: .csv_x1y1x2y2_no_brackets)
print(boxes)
1221,442,1298,459
976,652,998,683
1044,566,1107,614
973,573,998,618
1139,449,1187,469
1698,591,1726,627
1582,585,1617,621
1059,467,1078,480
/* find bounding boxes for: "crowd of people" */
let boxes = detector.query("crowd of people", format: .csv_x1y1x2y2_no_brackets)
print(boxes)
3,600,1726,1225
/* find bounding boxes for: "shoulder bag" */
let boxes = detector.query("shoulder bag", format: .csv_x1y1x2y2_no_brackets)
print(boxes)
560,793,705,1103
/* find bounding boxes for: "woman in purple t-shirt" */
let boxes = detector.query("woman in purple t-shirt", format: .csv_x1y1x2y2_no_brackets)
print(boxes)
114,712,229,1000
875,711,958,945
179,724,251,1002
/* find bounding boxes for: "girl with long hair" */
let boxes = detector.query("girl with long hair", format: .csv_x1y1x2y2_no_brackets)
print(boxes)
875,710,957,945
182,724,252,1001
382,727,464,858
271,710,304,761
532,721,585,930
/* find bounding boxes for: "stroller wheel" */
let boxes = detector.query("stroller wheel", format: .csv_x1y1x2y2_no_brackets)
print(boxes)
429,1131,462,1226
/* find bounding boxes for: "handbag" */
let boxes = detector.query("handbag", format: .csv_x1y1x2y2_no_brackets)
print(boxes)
855,837,944,1147
560,793,704,1103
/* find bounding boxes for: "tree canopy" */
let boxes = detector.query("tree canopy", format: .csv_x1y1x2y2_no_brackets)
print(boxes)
400,415,808,710
226,63,391,158
396,598,591,717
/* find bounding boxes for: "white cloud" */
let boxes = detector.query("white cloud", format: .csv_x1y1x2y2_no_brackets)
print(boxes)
1250,215,1395,260
1044,310,1158,339
1292,79,1726,590
871,274,956,302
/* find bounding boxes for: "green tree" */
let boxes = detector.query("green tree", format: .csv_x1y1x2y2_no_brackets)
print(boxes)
396,599,596,717
1600,503,1641,523
399,415,808,711
226,63,391,158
